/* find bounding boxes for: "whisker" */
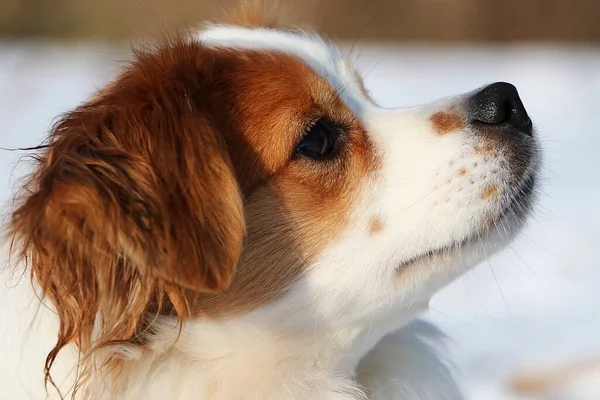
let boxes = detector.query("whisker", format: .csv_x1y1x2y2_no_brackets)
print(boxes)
508,245,539,281
487,258,515,324
388,184,445,219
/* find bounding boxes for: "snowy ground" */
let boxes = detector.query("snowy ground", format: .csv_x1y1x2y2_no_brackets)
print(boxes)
1,41,599,399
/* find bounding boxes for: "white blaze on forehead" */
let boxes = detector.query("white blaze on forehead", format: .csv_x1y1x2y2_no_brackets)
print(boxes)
198,25,368,114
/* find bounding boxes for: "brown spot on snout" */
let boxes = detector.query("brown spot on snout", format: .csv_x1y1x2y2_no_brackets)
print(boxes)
430,111,465,135
474,141,496,156
482,184,499,200
368,218,384,234
458,167,468,177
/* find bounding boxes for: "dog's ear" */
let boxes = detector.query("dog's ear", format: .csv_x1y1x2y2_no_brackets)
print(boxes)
9,39,244,369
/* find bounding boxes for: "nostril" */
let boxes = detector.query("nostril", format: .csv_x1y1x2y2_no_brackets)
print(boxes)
502,99,514,123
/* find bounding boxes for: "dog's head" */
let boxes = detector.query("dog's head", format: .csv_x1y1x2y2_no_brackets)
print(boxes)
9,17,539,384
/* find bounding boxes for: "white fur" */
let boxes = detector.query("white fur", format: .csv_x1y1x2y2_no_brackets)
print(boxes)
0,25,539,399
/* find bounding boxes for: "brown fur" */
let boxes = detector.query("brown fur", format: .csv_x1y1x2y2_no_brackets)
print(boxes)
9,37,246,392
481,184,499,200
430,111,466,135
222,0,316,35
8,32,378,394
188,45,378,314
368,218,384,234
226,0,283,28
474,141,496,156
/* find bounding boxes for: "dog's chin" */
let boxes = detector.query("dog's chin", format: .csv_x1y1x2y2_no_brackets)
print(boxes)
398,173,537,273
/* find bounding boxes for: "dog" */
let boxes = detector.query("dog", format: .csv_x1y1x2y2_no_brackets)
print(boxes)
0,11,539,400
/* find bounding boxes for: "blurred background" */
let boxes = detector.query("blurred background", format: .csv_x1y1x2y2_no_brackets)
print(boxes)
1,0,600,42
1,1,599,399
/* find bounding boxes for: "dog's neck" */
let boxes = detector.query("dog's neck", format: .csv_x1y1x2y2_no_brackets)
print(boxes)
96,303,428,399
2,271,449,399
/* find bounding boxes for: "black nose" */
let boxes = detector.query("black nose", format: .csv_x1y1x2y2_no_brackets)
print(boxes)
469,82,532,136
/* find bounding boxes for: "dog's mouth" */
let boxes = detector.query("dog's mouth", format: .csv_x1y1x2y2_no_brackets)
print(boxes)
398,174,536,269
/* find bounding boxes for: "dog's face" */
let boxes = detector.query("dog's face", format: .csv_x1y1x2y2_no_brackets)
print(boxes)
9,22,539,374
193,26,538,327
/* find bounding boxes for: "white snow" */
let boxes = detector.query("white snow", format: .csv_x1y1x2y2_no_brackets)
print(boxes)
1,41,598,399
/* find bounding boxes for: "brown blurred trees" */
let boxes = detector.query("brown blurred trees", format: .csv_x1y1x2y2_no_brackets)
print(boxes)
1,0,599,42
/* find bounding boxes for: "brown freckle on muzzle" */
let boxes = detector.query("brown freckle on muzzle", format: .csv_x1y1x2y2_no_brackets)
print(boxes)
482,184,499,200
368,218,384,234
458,167,468,177
474,141,496,156
430,111,465,135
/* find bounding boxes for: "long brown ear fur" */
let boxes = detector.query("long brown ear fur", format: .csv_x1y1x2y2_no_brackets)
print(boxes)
8,36,244,390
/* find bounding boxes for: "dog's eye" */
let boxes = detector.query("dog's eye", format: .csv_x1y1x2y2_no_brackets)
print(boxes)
296,119,340,160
